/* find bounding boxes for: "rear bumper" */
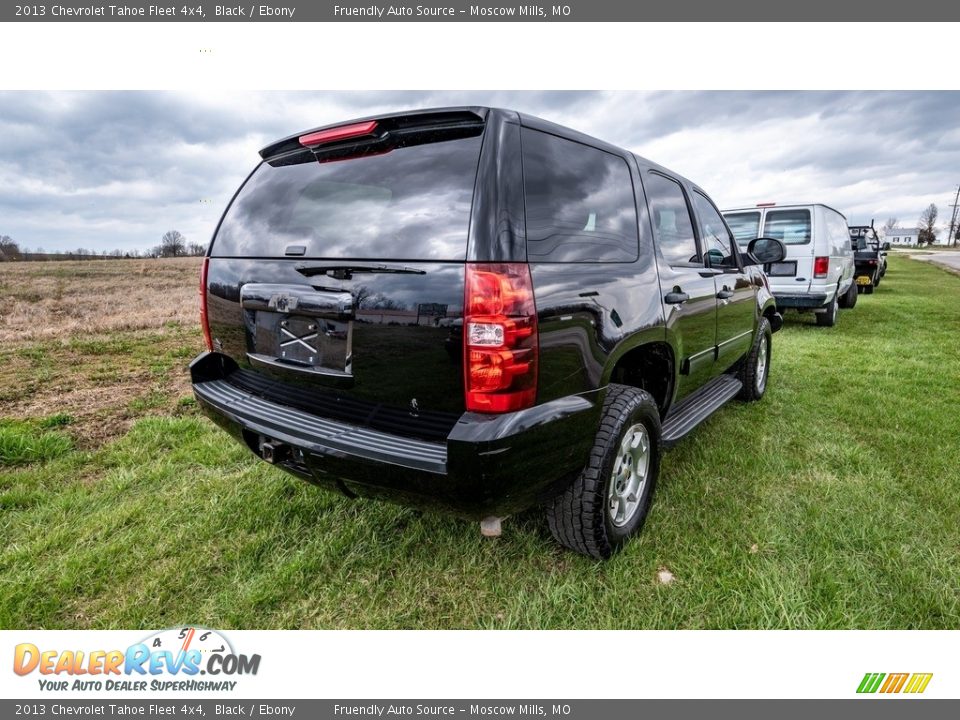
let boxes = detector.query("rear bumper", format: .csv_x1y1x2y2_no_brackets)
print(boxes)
190,352,600,518
774,293,829,309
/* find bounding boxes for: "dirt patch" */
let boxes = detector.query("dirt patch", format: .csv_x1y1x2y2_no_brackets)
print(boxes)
0,258,204,448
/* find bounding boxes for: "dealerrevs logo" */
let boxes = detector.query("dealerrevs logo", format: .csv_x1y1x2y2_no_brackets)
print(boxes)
13,627,261,693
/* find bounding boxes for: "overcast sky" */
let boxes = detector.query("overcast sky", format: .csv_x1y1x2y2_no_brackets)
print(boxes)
1,91,958,253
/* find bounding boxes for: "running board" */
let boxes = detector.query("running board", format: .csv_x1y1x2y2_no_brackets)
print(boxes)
661,375,742,447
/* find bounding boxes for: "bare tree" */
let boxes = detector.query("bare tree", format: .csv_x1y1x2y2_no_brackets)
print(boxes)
0,235,21,261
186,242,207,257
918,204,938,246
159,230,186,257
882,217,899,233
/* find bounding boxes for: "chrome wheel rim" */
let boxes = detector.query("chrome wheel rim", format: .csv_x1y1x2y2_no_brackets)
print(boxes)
756,334,769,393
607,423,650,527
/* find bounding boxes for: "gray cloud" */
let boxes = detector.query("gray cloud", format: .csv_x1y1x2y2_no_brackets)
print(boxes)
1,90,958,252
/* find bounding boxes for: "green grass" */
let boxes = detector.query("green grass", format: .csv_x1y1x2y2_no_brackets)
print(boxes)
0,420,73,467
1,256,959,629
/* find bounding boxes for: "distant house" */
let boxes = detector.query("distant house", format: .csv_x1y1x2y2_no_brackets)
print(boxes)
883,226,950,247
884,228,920,246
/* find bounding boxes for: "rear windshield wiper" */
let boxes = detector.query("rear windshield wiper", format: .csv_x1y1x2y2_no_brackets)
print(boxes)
295,263,427,280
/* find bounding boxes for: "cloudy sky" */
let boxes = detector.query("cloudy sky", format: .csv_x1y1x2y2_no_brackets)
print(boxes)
1,90,958,253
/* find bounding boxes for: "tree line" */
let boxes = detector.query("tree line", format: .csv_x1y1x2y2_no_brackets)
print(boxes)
0,230,207,261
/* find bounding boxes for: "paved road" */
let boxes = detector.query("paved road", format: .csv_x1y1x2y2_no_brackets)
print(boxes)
908,251,960,271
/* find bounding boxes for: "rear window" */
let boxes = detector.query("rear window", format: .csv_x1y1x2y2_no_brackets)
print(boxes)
211,134,483,260
763,209,812,245
521,129,638,263
723,211,761,246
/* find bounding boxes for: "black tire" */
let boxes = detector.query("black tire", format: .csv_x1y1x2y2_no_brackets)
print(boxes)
838,280,858,309
546,384,661,560
737,317,772,401
873,270,881,288
816,290,839,327
864,282,875,295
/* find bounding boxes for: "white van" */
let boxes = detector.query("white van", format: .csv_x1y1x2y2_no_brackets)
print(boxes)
722,203,857,327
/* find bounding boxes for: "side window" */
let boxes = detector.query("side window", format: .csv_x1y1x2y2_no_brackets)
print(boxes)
827,212,850,255
521,129,638,263
692,191,737,268
644,172,698,266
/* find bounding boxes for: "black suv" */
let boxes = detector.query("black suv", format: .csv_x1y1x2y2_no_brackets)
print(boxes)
191,108,785,559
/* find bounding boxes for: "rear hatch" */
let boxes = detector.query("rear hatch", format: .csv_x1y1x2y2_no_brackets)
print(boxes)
204,111,486,441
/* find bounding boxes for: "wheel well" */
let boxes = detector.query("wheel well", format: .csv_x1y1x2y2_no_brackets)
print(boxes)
609,342,674,416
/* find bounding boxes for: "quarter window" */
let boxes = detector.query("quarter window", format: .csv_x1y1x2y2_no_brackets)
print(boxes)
521,129,638,263
644,173,698,265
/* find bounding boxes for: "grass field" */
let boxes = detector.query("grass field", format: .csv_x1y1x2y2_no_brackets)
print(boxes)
1,255,959,629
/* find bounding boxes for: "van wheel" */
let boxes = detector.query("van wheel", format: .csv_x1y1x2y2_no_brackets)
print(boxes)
546,384,661,560
816,292,839,327
737,317,772,401
838,281,858,309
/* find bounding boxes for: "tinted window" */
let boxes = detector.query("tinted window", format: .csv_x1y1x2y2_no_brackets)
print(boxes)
522,129,638,263
692,192,737,269
724,211,761,246
763,209,812,245
645,173,698,265
211,134,483,260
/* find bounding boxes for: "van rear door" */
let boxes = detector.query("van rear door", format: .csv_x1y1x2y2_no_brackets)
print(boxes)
760,207,814,295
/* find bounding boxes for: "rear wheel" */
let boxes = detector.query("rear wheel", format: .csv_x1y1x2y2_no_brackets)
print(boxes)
838,280,858,309
864,281,875,295
737,317,771,401
816,291,839,327
546,384,661,560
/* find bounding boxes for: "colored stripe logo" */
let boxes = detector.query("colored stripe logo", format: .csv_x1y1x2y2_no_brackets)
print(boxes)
857,672,933,694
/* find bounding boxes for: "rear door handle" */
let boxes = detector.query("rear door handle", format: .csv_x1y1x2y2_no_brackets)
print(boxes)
664,291,690,305
716,289,734,300
240,283,354,321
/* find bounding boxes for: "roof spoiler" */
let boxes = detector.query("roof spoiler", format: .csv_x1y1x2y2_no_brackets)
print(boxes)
259,107,488,162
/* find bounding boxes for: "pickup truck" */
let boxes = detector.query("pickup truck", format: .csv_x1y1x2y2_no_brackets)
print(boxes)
849,224,886,293
190,107,786,558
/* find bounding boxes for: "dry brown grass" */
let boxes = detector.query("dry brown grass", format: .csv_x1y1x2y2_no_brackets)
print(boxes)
0,257,205,447
0,257,201,343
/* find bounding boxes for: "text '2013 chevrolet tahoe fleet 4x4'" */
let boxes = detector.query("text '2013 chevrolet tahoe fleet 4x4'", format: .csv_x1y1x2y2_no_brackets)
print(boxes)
191,108,786,559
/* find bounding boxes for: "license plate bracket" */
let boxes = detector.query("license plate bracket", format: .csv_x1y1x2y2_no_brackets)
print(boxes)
767,261,797,277
252,311,352,374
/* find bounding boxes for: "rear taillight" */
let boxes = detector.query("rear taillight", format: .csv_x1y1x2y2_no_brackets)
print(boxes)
464,263,538,413
199,256,213,351
814,256,829,278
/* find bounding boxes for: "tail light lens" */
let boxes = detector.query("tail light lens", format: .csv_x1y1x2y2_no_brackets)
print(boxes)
813,256,829,278
464,263,538,413
199,257,213,351
299,120,378,148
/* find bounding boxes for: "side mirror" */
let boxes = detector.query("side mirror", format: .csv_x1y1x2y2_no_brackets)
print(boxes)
882,242,891,250
745,237,786,265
